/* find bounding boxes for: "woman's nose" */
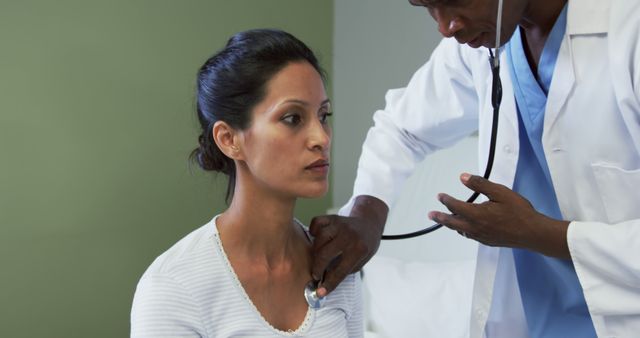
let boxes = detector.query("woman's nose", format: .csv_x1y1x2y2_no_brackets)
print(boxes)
308,121,331,151
430,8,463,38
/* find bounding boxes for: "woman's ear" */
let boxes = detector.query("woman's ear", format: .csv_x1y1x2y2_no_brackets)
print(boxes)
212,121,243,160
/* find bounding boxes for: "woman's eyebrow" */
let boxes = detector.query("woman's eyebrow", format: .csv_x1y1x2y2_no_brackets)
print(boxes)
280,98,331,107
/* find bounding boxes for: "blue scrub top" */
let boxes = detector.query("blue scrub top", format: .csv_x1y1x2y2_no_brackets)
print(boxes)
506,4,597,337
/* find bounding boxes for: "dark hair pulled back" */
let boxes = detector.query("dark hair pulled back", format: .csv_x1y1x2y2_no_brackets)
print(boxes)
191,29,326,203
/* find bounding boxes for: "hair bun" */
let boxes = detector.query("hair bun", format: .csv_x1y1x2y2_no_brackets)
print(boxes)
192,133,232,174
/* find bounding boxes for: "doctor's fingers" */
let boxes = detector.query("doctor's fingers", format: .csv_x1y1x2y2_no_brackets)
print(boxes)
428,210,474,236
460,173,511,202
309,217,369,296
309,215,339,248
309,216,347,279
311,233,366,297
318,252,366,297
429,211,497,245
436,192,483,221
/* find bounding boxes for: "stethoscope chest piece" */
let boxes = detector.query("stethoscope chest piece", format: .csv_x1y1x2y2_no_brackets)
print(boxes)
304,280,325,309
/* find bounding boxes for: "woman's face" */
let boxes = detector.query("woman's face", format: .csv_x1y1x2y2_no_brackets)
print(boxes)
238,61,331,199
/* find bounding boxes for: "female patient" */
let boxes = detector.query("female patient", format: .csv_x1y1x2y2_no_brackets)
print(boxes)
131,29,362,337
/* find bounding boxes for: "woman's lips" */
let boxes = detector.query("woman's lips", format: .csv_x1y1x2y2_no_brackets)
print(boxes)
305,160,330,174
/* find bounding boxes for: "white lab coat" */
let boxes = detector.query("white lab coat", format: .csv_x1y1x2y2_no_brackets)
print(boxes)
340,0,640,336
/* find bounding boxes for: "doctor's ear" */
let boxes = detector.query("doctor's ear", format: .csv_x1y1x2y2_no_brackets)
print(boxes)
212,121,243,160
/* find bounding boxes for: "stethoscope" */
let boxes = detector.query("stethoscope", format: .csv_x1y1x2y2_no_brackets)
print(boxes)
305,0,505,307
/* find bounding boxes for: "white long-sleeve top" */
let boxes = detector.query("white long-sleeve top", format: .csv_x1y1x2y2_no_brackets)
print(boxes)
131,216,363,338
340,0,640,336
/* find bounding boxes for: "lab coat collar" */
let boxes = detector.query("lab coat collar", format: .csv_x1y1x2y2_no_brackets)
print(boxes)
567,0,611,35
544,0,612,140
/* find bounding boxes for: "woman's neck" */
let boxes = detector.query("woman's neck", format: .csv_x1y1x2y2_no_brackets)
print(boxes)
216,176,307,270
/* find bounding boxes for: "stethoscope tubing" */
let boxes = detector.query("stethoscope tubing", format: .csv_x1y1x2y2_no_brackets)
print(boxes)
380,50,502,240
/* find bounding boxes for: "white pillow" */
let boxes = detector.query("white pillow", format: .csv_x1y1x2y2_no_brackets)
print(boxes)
362,255,476,338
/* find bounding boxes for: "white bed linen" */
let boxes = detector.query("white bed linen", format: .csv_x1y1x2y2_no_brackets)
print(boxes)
362,255,475,338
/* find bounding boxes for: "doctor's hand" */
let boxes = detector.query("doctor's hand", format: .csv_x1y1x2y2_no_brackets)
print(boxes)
429,173,571,259
309,195,387,297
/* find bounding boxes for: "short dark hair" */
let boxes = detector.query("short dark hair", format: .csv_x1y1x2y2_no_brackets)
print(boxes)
191,29,326,203
409,0,461,7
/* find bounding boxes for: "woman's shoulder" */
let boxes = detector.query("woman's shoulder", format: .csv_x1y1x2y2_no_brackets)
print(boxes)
139,217,221,282
334,271,361,294
316,271,362,324
131,219,220,338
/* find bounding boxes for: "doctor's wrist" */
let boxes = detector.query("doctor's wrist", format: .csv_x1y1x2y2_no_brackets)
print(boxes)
350,195,388,235
530,216,571,259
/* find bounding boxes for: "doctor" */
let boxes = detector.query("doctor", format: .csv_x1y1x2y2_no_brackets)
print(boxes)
309,0,640,336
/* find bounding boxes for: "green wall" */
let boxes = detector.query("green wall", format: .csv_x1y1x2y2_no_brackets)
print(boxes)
0,1,333,336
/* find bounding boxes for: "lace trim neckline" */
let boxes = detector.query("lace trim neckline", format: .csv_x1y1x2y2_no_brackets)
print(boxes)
210,215,315,336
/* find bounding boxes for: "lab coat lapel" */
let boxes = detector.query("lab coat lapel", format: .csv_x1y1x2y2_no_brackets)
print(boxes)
544,0,611,137
499,53,519,135
543,35,574,136
608,0,640,153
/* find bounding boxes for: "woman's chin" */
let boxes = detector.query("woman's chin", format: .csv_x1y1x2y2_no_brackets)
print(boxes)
297,184,329,199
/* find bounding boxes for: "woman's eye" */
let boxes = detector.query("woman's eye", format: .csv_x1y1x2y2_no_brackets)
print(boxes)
319,112,333,124
281,114,302,126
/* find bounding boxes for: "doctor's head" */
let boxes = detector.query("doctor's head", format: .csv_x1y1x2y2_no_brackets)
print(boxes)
408,0,527,48
192,29,331,204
